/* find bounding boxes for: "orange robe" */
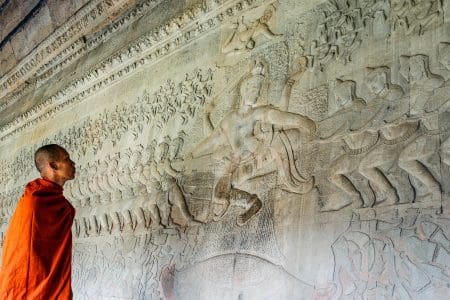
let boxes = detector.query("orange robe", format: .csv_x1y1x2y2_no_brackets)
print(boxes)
0,178,75,299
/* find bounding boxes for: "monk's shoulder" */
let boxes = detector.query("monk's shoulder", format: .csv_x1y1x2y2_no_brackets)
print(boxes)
15,188,39,212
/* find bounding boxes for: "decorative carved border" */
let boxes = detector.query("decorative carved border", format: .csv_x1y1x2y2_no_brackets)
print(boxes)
0,0,165,113
0,0,260,141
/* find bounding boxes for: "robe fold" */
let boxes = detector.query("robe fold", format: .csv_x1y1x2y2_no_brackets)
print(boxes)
0,178,75,300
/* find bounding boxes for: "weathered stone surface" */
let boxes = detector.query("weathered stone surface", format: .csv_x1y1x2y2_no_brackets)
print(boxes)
0,0,449,299
0,41,16,77
0,0,40,41
10,5,54,60
47,0,91,28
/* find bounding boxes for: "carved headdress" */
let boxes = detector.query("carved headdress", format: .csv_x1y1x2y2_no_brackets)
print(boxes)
238,61,266,105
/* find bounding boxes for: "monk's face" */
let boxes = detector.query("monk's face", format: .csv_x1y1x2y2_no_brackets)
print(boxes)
54,149,76,181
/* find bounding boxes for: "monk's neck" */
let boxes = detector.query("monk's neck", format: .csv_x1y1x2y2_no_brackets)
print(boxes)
42,175,66,188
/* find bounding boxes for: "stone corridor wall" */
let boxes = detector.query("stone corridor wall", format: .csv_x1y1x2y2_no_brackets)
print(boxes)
1,0,450,299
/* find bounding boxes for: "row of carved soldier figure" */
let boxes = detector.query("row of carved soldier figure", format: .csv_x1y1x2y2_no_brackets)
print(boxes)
323,120,448,211
66,134,202,231
318,52,449,210
73,207,154,238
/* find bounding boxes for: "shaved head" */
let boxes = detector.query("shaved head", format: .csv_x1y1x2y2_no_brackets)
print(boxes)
34,144,67,173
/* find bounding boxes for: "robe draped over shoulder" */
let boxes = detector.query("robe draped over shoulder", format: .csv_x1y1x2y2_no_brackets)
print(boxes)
0,178,75,299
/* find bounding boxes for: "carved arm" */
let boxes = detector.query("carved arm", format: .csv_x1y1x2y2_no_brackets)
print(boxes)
265,108,315,134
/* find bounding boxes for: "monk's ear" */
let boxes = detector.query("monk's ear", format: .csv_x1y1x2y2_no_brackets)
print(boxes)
49,161,59,170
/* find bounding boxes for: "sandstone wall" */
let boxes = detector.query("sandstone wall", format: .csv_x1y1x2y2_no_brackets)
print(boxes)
0,0,449,299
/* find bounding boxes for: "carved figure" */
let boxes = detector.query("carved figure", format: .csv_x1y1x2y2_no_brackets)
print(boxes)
442,136,450,166
317,79,366,138
318,66,405,140
438,42,450,70
358,120,441,205
139,141,166,227
397,131,441,201
191,61,315,225
399,54,444,115
323,130,379,211
332,213,450,299
221,4,280,57
391,0,443,35
156,139,201,226
362,66,406,124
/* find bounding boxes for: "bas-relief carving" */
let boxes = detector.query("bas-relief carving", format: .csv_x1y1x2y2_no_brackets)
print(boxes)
399,54,445,115
69,135,203,239
331,211,450,299
0,0,256,141
391,0,444,36
309,0,444,70
310,0,390,68
1,1,450,299
438,42,450,70
218,1,282,65
72,231,201,299
190,60,315,225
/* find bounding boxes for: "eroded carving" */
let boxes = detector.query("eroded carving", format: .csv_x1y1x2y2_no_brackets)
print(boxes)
332,212,450,299
219,2,281,65
399,54,444,115
311,0,389,68
391,0,443,36
437,42,450,70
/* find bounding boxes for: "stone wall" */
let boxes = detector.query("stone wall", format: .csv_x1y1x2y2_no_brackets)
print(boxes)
0,0,449,299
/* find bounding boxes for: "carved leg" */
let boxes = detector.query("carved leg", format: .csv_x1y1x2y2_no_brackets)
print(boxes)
442,137,450,166
327,174,363,208
90,215,100,235
134,207,149,230
398,159,441,200
101,213,112,233
324,155,363,210
169,183,201,225
212,174,232,221
359,167,398,206
148,203,163,228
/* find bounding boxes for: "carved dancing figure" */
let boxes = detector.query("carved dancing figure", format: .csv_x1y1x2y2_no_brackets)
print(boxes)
191,61,316,225
221,4,280,57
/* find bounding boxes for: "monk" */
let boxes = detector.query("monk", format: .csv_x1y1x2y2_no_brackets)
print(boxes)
0,144,76,299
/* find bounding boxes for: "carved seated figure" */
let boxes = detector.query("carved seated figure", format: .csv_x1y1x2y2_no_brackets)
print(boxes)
191,61,315,225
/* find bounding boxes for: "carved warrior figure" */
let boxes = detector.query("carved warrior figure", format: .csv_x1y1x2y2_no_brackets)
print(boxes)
399,54,444,115
323,63,442,210
319,66,406,140
191,61,316,225
324,119,442,210
155,138,201,226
